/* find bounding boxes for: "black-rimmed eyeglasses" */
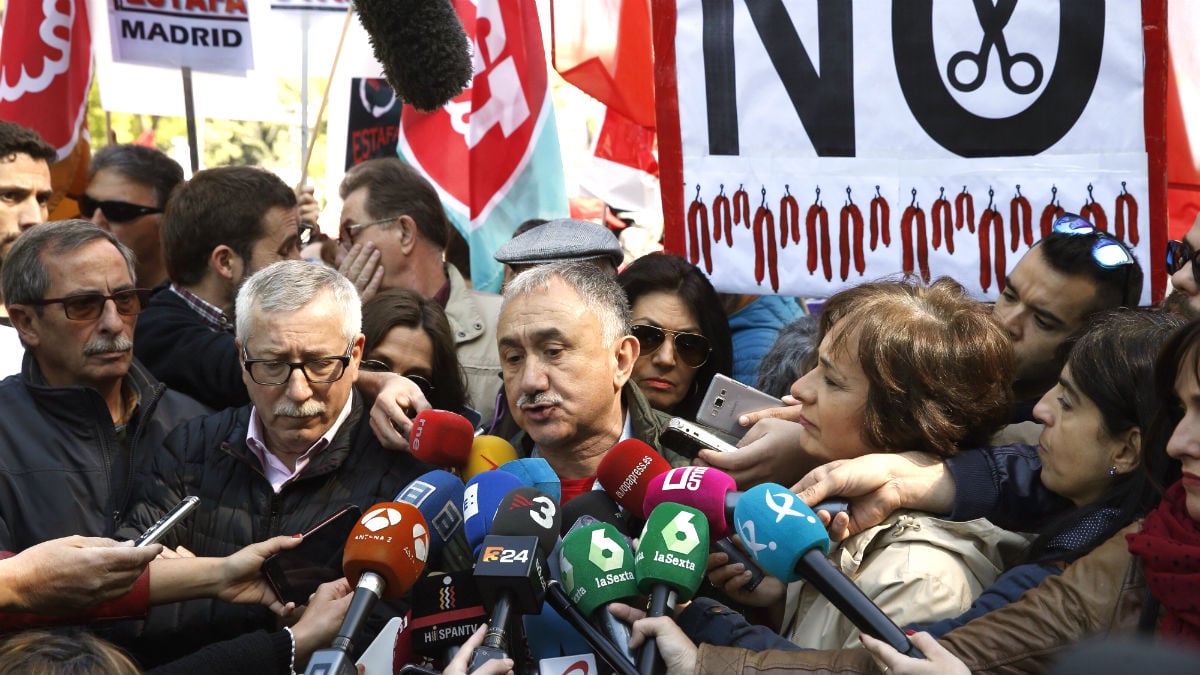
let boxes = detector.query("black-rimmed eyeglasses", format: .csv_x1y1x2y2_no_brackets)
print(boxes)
242,341,354,386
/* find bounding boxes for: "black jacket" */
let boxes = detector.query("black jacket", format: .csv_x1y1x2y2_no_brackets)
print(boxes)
133,287,248,411
114,390,430,665
0,354,209,551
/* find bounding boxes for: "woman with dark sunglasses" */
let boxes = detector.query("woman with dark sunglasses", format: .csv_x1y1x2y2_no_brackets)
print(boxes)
617,253,733,420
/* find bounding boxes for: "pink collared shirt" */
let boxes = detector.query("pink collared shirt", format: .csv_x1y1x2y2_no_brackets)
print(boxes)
246,391,356,493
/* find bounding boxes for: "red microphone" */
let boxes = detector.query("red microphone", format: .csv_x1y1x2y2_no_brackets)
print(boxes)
305,502,429,674
595,439,672,521
408,409,475,468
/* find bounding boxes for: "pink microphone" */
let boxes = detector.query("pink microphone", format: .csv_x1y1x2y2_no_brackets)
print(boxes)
642,466,738,539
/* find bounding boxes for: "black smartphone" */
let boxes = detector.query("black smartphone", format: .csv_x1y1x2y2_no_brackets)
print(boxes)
260,504,362,606
134,496,200,547
660,417,740,459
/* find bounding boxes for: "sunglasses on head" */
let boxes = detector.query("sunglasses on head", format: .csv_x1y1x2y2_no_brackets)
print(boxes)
631,324,711,369
1051,214,1136,269
78,194,163,223
1166,239,1200,286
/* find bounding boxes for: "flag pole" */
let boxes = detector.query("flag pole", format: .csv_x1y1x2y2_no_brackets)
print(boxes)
299,5,354,188
181,66,199,173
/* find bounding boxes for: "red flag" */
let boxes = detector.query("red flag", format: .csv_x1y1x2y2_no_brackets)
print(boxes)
0,0,93,218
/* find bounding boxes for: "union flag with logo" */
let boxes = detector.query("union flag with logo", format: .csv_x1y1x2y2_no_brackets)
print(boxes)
0,0,92,219
397,0,568,293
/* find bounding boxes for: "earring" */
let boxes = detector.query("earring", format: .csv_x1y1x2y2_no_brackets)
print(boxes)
1109,465,1117,478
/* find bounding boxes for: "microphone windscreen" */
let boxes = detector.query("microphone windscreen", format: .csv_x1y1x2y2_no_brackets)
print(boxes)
643,466,737,539
463,435,520,481
409,409,475,467
732,483,830,582
595,439,671,520
633,503,709,601
353,0,473,112
463,471,525,553
559,522,639,617
489,486,561,555
343,502,430,600
561,490,632,537
394,470,467,566
499,458,562,505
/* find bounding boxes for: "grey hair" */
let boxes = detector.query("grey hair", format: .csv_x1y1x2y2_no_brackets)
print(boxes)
235,260,361,342
503,260,630,344
2,220,136,310
90,144,184,208
756,314,820,398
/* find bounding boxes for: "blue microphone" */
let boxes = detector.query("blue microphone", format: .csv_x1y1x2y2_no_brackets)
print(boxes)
463,470,525,555
499,457,562,505
395,469,474,572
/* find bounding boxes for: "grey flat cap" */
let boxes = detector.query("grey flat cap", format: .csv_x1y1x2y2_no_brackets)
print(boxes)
493,218,623,268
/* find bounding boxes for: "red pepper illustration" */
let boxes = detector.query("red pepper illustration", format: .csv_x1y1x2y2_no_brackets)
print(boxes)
1116,181,1138,245
733,184,751,229
1010,184,1032,250
753,188,778,290
841,187,866,278
900,189,924,278
686,184,712,273
779,185,799,249
870,185,890,249
979,207,993,292
712,185,732,247
932,187,952,252
805,188,825,275
955,186,975,233
1040,185,1064,238
978,188,1005,293
1079,183,1108,232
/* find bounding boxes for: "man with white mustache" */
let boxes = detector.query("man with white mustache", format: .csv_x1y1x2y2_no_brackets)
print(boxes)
0,220,209,552
115,260,430,664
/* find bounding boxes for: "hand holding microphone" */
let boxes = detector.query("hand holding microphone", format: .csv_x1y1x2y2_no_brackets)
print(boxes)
559,522,641,668
633,503,709,675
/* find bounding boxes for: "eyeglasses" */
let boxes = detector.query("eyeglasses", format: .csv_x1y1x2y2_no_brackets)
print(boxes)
242,341,354,386
1051,214,1136,269
298,222,315,248
1166,239,1200,286
631,324,712,368
78,195,163,223
31,289,153,321
359,360,437,399
339,215,397,248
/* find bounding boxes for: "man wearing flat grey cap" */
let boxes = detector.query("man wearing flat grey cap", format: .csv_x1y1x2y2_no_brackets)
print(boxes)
494,218,624,290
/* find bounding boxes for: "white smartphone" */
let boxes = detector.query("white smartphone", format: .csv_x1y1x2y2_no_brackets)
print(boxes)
696,374,783,439
134,496,200,547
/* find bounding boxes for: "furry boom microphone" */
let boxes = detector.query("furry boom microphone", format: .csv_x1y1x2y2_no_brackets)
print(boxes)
354,0,474,112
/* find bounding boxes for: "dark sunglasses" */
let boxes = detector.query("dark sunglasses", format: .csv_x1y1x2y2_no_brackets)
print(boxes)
1051,214,1136,269
31,288,153,321
1166,239,1200,286
78,195,163,223
631,324,711,369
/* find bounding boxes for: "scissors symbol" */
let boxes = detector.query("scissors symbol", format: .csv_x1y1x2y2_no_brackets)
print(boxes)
947,0,1044,95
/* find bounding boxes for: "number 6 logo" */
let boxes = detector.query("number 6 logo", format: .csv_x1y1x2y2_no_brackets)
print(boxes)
589,528,625,572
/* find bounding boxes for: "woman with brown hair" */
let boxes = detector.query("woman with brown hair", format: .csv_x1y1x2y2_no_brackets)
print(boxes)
701,277,1027,650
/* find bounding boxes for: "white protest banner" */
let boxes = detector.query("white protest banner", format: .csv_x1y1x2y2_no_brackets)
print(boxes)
654,0,1167,304
107,0,254,74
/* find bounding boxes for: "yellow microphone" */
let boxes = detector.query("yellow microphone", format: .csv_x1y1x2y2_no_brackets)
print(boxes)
462,435,519,482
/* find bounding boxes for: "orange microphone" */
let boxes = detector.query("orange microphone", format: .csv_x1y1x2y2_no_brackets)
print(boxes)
408,409,475,468
305,502,429,674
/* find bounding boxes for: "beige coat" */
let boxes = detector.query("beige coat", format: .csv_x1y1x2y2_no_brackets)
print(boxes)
443,263,503,426
780,510,1032,650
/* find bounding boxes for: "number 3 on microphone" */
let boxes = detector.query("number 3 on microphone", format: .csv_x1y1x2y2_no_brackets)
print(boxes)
529,496,557,529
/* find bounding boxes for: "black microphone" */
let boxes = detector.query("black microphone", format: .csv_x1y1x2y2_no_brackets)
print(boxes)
353,0,473,112
561,489,635,537
408,570,488,664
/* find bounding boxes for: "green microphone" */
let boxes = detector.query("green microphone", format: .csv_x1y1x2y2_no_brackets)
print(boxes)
633,503,709,675
561,522,640,665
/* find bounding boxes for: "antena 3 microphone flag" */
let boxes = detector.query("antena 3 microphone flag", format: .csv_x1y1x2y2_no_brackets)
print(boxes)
353,0,474,112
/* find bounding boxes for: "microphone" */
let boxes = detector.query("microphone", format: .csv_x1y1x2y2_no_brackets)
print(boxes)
469,486,562,673
462,471,525,555
633,503,710,675
642,466,768,592
732,483,925,659
499,457,562,505
352,0,473,112
394,470,475,572
463,435,520,481
559,522,640,670
596,439,672,520
304,502,429,675
408,569,487,663
408,409,475,468
561,490,634,537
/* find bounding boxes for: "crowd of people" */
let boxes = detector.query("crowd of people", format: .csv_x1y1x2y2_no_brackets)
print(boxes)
2,113,1200,675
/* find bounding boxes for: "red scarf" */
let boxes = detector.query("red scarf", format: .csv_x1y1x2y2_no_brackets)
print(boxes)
1126,481,1200,645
